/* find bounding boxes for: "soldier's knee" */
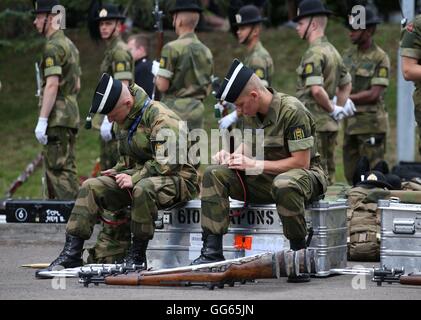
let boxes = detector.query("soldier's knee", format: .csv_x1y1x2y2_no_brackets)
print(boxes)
203,165,229,185
271,174,300,205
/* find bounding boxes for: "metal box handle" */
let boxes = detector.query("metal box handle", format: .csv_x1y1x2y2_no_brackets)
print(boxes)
393,219,415,235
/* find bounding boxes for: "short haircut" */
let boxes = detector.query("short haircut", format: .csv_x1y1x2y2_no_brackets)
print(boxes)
314,15,328,31
177,11,200,29
238,74,265,99
128,34,150,53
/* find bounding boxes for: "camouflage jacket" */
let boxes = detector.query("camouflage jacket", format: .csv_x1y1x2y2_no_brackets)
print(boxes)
343,42,390,135
113,84,198,190
401,15,421,91
40,30,81,129
244,41,274,88
100,36,134,81
296,36,352,132
239,88,322,166
157,32,213,101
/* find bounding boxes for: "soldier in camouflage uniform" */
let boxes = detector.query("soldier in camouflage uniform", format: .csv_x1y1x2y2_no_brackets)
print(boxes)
401,13,421,155
37,74,199,274
33,0,80,200
191,59,328,283
342,8,390,185
294,0,352,185
218,4,274,129
156,0,213,131
88,2,134,170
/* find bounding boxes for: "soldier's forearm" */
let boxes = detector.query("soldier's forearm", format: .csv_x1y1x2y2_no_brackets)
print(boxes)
336,82,352,107
311,86,333,113
349,86,383,105
39,83,58,118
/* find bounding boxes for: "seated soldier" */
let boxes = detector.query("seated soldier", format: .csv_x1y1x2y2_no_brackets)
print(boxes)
191,59,328,283
36,74,199,276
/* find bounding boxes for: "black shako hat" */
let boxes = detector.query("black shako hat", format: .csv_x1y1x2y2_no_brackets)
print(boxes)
347,7,381,30
235,5,267,26
95,3,126,21
169,0,203,14
32,0,60,14
90,73,122,115
293,0,333,23
215,59,254,103
357,171,402,190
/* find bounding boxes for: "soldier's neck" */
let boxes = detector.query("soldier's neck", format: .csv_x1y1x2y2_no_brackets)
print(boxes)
358,38,373,51
177,27,195,37
258,88,273,116
308,31,324,44
45,27,58,38
246,37,259,52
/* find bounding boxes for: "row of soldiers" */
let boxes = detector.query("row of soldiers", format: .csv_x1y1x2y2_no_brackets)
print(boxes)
32,0,420,284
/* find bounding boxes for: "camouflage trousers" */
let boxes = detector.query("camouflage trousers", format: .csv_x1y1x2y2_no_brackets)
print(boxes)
343,133,386,185
66,174,194,240
201,164,327,240
44,126,79,200
161,97,204,130
99,138,119,171
316,131,338,186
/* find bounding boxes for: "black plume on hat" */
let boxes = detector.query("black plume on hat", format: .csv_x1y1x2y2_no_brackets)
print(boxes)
215,59,254,103
358,170,402,190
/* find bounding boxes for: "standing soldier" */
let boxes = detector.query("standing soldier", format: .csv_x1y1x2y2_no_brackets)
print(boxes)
88,1,134,170
156,0,213,132
294,0,352,185
36,74,199,274
401,12,421,156
218,4,274,129
342,8,390,184
33,0,81,200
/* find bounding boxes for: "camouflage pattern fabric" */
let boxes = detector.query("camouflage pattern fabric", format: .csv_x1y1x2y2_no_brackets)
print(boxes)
44,127,79,200
296,36,351,185
401,15,421,154
343,133,386,184
40,30,81,129
66,85,199,243
201,90,328,241
40,30,81,200
346,186,380,262
244,41,274,88
94,36,134,169
316,131,337,185
342,43,390,184
158,32,213,130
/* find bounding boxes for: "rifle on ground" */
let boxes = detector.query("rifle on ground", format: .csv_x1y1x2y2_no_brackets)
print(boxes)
79,249,316,290
372,267,421,286
151,0,164,101
5,153,44,198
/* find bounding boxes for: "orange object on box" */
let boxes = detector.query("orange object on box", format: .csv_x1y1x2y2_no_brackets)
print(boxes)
234,235,253,250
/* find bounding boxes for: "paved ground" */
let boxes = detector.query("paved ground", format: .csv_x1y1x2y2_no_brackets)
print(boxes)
1,222,420,302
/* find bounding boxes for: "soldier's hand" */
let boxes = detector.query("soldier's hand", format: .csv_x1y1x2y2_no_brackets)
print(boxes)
101,169,117,177
218,110,238,129
35,117,48,145
329,105,346,121
100,116,113,142
343,99,356,117
228,154,256,171
212,149,231,165
115,174,133,189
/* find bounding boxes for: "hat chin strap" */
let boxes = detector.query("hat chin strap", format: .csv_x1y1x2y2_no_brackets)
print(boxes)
104,20,119,41
302,16,313,41
42,14,49,36
240,25,255,45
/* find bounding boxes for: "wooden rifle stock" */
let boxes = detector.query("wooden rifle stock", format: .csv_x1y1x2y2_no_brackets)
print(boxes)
399,275,421,286
102,250,315,288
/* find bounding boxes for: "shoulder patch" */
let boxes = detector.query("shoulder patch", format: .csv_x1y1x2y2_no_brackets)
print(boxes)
291,125,306,140
160,57,167,69
378,67,388,78
255,68,265,79
116,62,126,72
45,57,54,68
304,63,314,76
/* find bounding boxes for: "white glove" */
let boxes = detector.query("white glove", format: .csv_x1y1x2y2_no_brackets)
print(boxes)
218,110,238,129
151,60,160,77
343,98,356,117
35,117,48,145
329,105,346,121
100,116,113,142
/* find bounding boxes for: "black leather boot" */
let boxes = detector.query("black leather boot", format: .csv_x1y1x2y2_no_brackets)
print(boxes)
190,233,225,265
122,237,148,269
287,238,311,283
35,234,84,279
